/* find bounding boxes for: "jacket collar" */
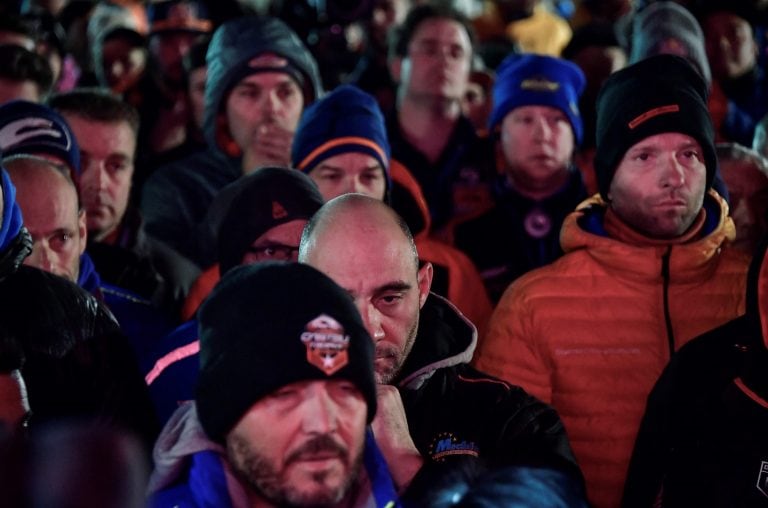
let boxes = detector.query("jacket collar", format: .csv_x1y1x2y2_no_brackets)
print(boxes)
560,190,737,283
396,293,476,390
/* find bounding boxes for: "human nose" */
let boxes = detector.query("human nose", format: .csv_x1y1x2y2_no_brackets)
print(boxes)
262,90,280,115
109,60,125,79
532,116,552,140
27,242,54,273
358,301,385,341
660,155,686,188
716,34,731,52
84,164,108,191
302,384,339,434
350,176,367,195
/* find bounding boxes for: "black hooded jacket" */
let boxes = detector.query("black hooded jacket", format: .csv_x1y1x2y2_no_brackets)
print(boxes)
398,293,583,500
623,238,768,507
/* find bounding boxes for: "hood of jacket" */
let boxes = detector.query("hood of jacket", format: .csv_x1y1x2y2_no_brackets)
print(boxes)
396,293,476,390
559,189,737,284
390,160,431,238
203,16,322,154
148,401,224,494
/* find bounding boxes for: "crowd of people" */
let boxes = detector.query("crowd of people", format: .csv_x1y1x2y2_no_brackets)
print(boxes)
0,0,767,506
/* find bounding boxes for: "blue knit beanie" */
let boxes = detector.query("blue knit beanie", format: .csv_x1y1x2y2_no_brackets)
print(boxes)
0,167,24,254
0,100,81,180
292,85,391,177
489,54,586,145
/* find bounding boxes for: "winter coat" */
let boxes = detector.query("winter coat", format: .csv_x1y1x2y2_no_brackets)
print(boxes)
623,236,768,507
474,191,750,508
386,113,495,230
78,252,177,369
397,294,583,488
148,402,400,508
454,168,588,303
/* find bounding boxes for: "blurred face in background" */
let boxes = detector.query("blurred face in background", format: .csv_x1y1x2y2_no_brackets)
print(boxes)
500,105,575,198
63,115,136,242
398,17,472,103
308,153,387,202
101,33,148,94
703,11,758,81
719,155,768,254
150,31,202,85
9,160,86,282
188,64,207,129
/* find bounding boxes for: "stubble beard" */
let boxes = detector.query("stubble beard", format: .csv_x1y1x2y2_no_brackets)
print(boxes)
228,433,363,508
375,315,419,385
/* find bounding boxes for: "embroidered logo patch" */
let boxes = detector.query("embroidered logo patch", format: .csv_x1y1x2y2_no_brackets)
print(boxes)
428,432,480,462
628,104,680,129
520,77,560,92
757,461,768,499
301,314,350,375
272,200,288,219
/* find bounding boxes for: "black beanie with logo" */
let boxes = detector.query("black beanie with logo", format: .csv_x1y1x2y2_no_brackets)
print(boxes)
196,262,377,443
594,54,716,199
217,168,324,275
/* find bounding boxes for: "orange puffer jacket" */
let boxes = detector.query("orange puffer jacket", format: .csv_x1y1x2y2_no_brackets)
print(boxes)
473,191,750,508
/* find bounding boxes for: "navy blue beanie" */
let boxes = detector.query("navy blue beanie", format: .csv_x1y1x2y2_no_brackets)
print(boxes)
489,54,586,145
0,100,81,180
196,262,377,442
292,85,391,178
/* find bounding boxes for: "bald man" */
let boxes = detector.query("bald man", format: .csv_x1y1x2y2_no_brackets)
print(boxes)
298,194,583,496
4,156,86,282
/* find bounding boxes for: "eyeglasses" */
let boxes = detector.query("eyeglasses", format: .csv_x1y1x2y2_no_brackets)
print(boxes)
409,39,468,60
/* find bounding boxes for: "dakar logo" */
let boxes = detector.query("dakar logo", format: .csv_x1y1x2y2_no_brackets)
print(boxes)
272,200,288,220
520,77,560,92
757,461,768,499
0,118,66,149
300,314,350,375
428,432,480,462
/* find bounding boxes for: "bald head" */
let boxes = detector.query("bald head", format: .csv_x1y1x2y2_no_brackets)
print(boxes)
299,193,418,269
299,194,431,384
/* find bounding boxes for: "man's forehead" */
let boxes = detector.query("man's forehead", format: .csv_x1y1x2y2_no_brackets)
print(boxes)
411,17,471,44
267,378,354,397
628,132,701,150
235,70,299,88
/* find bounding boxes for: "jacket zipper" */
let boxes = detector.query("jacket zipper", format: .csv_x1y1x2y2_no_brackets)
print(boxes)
661,246,675,357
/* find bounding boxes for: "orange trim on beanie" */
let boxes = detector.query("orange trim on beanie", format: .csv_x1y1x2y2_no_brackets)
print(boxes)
296,136,388,171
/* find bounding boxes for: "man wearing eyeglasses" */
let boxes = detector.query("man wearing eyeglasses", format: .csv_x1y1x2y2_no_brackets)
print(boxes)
386,3,495,231
143,167,325,424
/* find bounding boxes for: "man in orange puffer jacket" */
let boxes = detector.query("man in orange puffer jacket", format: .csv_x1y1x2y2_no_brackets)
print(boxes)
473,55,751,508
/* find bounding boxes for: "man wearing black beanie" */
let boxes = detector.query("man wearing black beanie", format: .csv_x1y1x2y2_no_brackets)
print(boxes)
473,54,751,507
148,262,399,507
